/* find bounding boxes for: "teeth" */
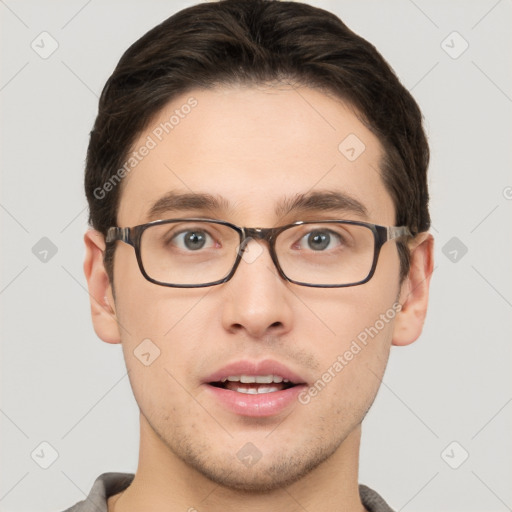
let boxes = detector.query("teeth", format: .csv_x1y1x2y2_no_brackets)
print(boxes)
232,385,281,394
257,386,279,393
223,375,287,384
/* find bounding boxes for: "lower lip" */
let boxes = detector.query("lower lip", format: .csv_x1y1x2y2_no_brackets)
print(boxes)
203,383,306,417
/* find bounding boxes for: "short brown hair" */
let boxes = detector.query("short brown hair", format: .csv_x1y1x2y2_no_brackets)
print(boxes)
85,0,430,284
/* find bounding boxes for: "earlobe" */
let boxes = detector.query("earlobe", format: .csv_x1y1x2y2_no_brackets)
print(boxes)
83,229,121,344
392,232,434,347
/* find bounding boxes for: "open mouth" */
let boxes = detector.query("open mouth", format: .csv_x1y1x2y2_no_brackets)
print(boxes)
204,362,306,416
209,375,297,394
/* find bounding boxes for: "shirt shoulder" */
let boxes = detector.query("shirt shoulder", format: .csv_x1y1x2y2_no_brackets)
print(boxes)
60,472,134,512
359,484,395,512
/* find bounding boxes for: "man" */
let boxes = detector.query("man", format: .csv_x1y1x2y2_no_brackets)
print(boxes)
72,0,434,510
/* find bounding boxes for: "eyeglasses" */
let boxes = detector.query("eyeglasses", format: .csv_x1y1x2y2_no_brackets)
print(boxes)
105,218,411,288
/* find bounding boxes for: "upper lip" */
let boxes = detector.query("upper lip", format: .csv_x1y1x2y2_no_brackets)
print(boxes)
204,359,307,385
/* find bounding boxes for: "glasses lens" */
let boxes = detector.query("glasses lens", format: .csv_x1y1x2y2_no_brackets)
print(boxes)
140,221,240,285
276,222,375,286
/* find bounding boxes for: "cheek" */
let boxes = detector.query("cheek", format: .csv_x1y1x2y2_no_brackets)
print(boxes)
304,291,397,379
113,243,209,341
115,293,211,425
296,249,400,353
112,249,212,405
296,300,396,433
112,236,224,383
295,244,401,407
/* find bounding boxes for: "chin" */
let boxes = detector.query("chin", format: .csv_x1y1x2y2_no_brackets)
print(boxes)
193,460,315,493
177,437,342,493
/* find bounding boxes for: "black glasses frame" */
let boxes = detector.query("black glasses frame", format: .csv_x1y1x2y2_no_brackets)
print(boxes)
106,218,412,288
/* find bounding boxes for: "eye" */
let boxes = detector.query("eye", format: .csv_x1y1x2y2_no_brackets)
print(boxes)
170,229,215,251
296,229,344,251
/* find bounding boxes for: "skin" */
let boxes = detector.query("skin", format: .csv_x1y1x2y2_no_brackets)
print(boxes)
84,84,434,512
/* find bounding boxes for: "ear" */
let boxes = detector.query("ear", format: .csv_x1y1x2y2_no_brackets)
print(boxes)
392,232,434,346
83,229,121,344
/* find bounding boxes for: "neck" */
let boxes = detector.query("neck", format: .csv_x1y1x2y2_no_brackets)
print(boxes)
110,413,366,512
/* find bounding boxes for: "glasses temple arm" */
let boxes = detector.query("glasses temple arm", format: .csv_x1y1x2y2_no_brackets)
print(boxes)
387,226,412,240
106,227,131,244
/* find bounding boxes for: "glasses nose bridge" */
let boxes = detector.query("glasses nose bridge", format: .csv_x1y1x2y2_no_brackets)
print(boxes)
242,226,277,247
237,226,284,280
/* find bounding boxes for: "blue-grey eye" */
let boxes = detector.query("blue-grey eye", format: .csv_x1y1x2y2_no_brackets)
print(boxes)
298,229,341,251
173,230,213,251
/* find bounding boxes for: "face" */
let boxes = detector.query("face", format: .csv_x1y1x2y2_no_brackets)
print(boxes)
99,85,408,491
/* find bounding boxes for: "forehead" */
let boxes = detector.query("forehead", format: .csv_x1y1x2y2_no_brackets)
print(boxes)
117,85,395,226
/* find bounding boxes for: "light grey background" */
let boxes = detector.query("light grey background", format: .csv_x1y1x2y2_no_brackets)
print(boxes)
1,0,511,511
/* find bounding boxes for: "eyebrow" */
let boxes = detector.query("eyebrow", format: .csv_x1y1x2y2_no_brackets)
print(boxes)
146,190,368,222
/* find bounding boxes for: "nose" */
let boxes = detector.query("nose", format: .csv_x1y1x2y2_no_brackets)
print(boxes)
220,237,293,339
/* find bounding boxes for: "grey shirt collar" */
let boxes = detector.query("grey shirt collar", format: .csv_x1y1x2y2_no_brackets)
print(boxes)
62,472,395,512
